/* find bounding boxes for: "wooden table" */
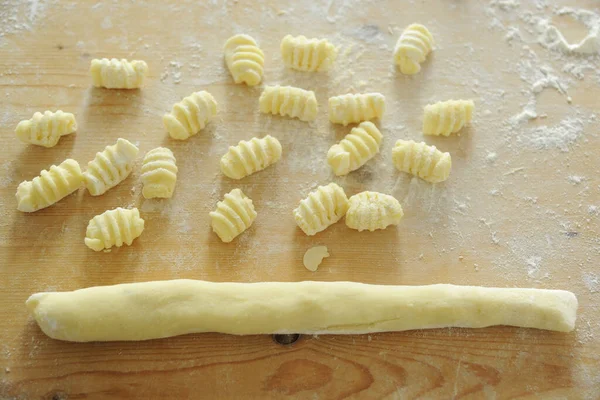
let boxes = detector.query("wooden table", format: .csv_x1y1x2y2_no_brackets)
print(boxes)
1,0,599,398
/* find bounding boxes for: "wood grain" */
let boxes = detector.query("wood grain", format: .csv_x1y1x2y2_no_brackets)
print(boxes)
1,0,599,398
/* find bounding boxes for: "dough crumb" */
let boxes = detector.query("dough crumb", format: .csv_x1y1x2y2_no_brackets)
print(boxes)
303,246,329,272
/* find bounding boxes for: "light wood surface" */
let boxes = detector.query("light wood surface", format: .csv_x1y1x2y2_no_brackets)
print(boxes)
1,0,599,398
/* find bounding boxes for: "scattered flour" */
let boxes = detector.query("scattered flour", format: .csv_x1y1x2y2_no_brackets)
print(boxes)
0,0,51,39
101,16,112,30
534,8,600,54
567,175,584,185
583,272,599,293
518,117,585,152
525,255,543,278
161,61,183,84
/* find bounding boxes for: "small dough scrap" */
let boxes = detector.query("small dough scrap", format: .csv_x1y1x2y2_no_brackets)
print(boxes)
303,246,329,272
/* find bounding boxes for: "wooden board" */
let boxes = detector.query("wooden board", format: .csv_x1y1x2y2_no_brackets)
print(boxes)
1,0,599,398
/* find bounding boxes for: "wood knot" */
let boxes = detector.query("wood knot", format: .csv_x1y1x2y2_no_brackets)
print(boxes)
272,334,300,345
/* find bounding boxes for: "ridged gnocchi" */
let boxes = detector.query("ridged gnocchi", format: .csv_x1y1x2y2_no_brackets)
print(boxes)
83,138,139,196
392,140,451,183
163,91,218,140
293,183,349,236
423,99,474,136
210,188,257,243
328,93,385,126
85,207,145,251
90,58,148,89
15,110,77,148
141,147,178,199
16,159,83,212
224,34,264,86
259,85,318,122
280,35,337,72
220,136,282,180
393,24,434,75
346,191,404,232
327,121,383,176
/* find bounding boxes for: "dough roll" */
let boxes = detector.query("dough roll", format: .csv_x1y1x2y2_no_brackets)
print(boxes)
26,280,578,342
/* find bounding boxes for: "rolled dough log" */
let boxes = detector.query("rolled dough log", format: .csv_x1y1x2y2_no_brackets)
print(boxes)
26,280,577,342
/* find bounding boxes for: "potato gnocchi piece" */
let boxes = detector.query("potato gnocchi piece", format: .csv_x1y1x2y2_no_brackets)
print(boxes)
224,34,265,86
15,110,77,148
90,58,148,89
328,93,385,126
163,91,218,140
16,159,83,212
83,138,139,196
85,207,145,251
220,135,282,180
280,35,337,72
210,189,257,243
346,191,404,232
327,121,382,176
141,147,178,199
393,24,434,75
293,183,349,236
392,140,451,183
423,99,474,136
259,85,318,122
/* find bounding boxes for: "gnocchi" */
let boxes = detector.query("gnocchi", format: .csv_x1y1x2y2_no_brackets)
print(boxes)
163,91,218,140
393,24,434,75
85,207,145,251
210,189,257,243
392,140,451,183
15,110,76,148
259,85,318,121
220,135,282,180
90,58,148,89
280,35,337,72
327,121,382,176
83,138,139,196
346,191,404,232
423,99,474,136
141,147,178,199
16,159,83,212
328,93,385,126
293,183,349,236
224,34,264,86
